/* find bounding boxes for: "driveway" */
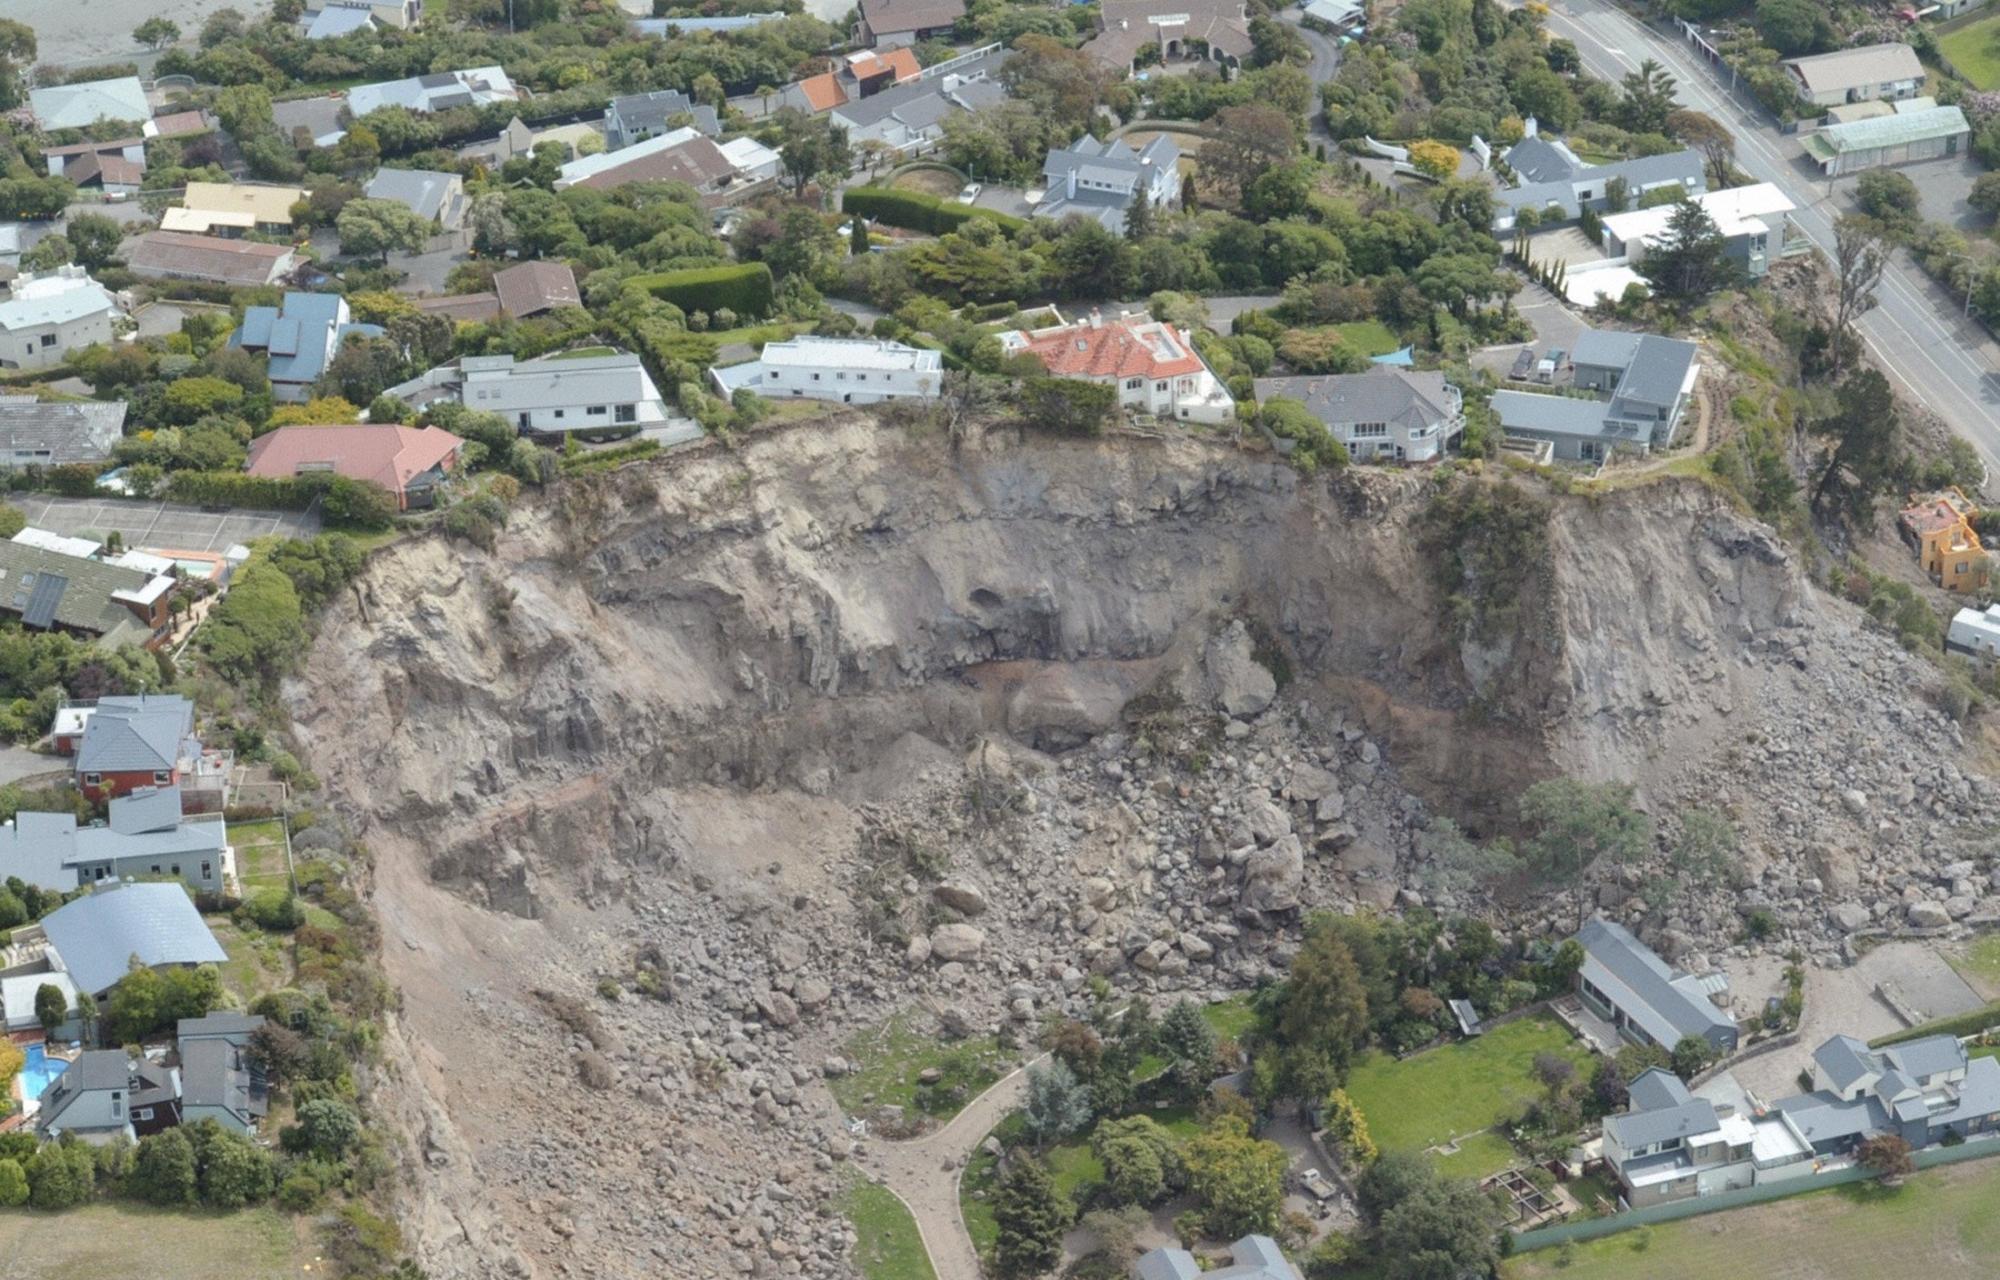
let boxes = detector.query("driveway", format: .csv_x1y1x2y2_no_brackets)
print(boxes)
972,186,1037,220
1471,279,1583,378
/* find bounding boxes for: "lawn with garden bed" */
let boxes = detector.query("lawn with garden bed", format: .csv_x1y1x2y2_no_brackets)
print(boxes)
1342,1013,1592,1180
827,1009,1014,1129
232,819,291,894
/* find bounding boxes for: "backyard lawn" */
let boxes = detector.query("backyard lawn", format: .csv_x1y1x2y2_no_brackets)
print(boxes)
828,1010,1013,1123
1332,320,1401,357
890,168,964,199
0,1203,304,1280
1503,1156,2000,1280
1342,1014,1591,1179
1135,995,1256,1081
1940,14,2000,91
842,1179,936,1280
231,819,290,894
1948,933,2000,1001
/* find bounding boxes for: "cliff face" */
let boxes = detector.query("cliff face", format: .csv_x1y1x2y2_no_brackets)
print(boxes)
291,419,1942,1280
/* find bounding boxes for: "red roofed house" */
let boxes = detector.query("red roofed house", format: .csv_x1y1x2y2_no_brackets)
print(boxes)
1000,309,1235,423
782,47,922,114
246,424,464,510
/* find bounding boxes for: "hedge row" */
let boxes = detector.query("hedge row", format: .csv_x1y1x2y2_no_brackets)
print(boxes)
1871,1000,2000,1047
842,187,1029,237
165,470,322,511
631,263,775,319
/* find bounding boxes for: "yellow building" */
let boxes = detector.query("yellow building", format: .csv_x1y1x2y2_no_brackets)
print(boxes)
1899,488,1990,594
163,182,306,237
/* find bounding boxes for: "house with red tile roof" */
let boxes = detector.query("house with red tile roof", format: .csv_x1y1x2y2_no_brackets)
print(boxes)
245,424,464,510
1000,309,1235,423
780,46,923,114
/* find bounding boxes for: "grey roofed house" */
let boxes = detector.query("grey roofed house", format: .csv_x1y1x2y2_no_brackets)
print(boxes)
1134,1235,1302,1280
76,694,195,775
1495,147,1705,227
492,261,581,318
1627,1065,1692,1112
35,1048,146,1138
1884,1034,1968,1083
1134,1248,1200,1280
39,880,228,997
0,541,170,646
179,1012,267,1045
1571,327,1643,372
1612,334,1699,413
831,59,1007,135
1604,1067,1720,1151
49,788,229,896
125,230,297,288
179,1036,268,1133
1503,134,1586,184
362,167,466,230
1814,1034,1877,1093
1489,389,1615,439
1769,1089,1889,1147
1574,916,1737,1051
0,395,127,467
606,89,721,146
349,66,516,118
271,96,350,149
1035,135,1182,233
0,812,79,892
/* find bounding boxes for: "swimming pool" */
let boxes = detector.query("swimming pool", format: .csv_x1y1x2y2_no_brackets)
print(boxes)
16,1044,68,1108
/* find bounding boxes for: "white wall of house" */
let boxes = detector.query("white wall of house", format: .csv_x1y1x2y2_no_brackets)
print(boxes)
0,309,113,371
719,360,939,404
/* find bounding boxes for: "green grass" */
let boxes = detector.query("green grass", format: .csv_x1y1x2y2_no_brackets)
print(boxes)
1432,1130,1520,1180
1133,996,1256,1080
1941,12,2000,91
1503,1158,2000,1279
205,918,291,1005
232,820,290,892
0,1203,303,1280
828,1010,1012,1122
1332,319,1401,357
841,1179,937,1280
1343,1014,1590,1178
1948,934,2000,1000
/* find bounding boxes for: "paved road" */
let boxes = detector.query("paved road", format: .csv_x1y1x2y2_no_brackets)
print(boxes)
1537,0,2000,476
1282,10,1344,142
863,1054,1047,1280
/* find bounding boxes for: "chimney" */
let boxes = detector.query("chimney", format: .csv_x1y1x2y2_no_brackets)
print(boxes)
1523,116,1539,138
1067,165,1077,200
1089,308,1102,329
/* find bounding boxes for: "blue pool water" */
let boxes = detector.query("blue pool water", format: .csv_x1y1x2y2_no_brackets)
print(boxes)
17,1044,67,1105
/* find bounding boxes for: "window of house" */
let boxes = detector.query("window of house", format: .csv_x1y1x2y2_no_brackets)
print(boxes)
837,372,848,380
554,409,564,419
39,334,55,348
588,406,606,415
616,404,636,423
171,865,180,876
83,772,101,785
857,374,867,382
150,865,161,875
1354,422,1388,438
111,1094,122,1118
812,373,821,381
1124,378,1142,389
154,770,171,784
1155,381,1167,392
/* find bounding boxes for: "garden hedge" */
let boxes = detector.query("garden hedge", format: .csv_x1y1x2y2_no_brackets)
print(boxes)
1871,1000,2000,1047
632,263,775,319
842,187,1029,237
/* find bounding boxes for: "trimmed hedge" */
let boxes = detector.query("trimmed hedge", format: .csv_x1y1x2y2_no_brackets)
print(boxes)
842,187,1029,237
1871,1001,2000,1047
166,471,321,511
631,263,775,319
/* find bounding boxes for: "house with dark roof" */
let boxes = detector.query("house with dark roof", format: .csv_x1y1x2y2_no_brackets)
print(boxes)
0,785,227,895
0,541,175,653
246,424,464,510
37,879,228,999
857,0,964,47
179,1036,268,1134
1253,368,1464,463
779,46,925,115
1491,327,1699,463
494,261,581,318
126,230,298,288
1036,135,1182,234
606,89,720,147
0,395,127,468
229,292,385,402
554,127,739,194
178,1012,266,1046
40,138,149,196
1085,0,1254,73
1571,917,1737,1053
362,167,467,232
1493,122,1705,232
74,694,198,800
1133,1235,1302,1280
35,1049,182,1143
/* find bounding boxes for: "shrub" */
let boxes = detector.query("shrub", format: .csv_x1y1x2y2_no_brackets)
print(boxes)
1018,377,1117,436
243,888,306,932
630,263,774,319
842,187,1029,236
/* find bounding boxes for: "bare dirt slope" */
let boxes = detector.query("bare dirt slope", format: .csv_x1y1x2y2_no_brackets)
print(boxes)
287,418,1995,1280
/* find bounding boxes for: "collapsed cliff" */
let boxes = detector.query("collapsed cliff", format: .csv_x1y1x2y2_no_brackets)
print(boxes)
286,416,1991,1280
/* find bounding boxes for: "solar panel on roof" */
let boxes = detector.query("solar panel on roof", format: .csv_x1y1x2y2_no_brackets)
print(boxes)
21,572,67,629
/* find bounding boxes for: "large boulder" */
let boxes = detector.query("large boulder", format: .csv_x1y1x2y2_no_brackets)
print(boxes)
1809,846,1861,896
1828,902,1871,933
933,880,989,917
1204,621,1276,718
1242,796,1292,846
1240,834,1304,914
1907,900,1951,929
929,923,988,962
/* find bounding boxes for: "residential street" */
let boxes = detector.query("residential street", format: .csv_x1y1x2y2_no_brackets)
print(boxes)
1534,0,2000,475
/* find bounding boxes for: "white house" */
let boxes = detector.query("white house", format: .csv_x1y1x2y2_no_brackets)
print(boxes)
1035,135,1182,234
1784,44,1924,109
1252,368,1464,463
1000,309,1235,424
1948,603,2000,659
1599,183,1795,281
0,267,119,372
718,136,783,184
709,337,942,405
386,351,691,439
349,66,517,118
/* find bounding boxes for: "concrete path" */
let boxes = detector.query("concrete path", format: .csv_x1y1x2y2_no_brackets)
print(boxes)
862,1053,1048,1280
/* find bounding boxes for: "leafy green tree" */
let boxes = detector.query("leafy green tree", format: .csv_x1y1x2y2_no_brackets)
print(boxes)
1969,172,2000,220
0,178,72,221
0,890,25,928
850,214,870,256
774,110,852,198
27,1139,94,1209
21,235,71,272
291,1099,362,1159
1808,367,1900,524
1855,170,1921,236
1158,999,1218,1102
1753,0,1834,56
1021,1059,1093,1148
337,198,432,265
1857,1134,1914,1182
1518,779,1653,919
1182,1115,1287,1237
1667,109,1736,190
133,1128,199,1205
1018,377,1116,437
1419,817,1520,897
0,20,35,111
1638,199,1731,303
64,213,124,271
105,964,164,1043
213,83,274,138
34,982,67,1036
1252,917,1371,1101
191,1122,274,1208
1377,1174,1500,1280
133,17,181,48
1048,219,1137,300
1091,1115,1183,1205
993,1157,1069,1277
1671,1034,1714,1080
1643,808,1737,908
0,1157,26,1207
1619,59,1678,134
1415,253,1508,318
1259,396,1349,476
1357,1151,1437,1225
162,376,247,425
200,560,306,682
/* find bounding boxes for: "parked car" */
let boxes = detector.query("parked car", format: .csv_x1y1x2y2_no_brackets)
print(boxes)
956,183,982,204
1509,348,1536,380
1537,347,1565,383
1299,1168,1338,1202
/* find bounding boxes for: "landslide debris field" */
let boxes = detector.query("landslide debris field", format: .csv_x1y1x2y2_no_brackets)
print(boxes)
287,417,1995,1280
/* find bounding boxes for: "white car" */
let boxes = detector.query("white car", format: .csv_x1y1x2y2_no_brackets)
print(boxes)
956,183,982,204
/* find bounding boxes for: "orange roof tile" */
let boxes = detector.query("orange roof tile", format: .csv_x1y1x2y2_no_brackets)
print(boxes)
797,73,848,112
1020,317,1205,381
879,47,923,81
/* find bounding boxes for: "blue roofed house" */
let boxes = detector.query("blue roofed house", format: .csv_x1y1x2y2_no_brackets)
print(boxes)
34,879,228,999
1491,327,1699,463
1572,916,1737,1053
1035,135,1182,235
231,292,385,402
1134,1235,1302,1280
